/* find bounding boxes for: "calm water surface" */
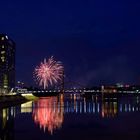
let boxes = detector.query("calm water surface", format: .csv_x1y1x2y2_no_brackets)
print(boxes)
1,94,140,140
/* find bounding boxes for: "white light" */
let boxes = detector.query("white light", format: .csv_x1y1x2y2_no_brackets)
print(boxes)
5,36,8,39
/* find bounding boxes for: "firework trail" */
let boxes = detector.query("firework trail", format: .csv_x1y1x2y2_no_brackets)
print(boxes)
34,56,64,89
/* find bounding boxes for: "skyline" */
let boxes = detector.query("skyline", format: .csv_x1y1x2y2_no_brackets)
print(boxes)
1,0,140,86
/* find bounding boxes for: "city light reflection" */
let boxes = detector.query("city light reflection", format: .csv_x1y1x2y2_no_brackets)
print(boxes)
0,95,140,139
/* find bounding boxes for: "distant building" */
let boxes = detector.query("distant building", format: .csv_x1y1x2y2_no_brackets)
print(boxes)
0,34,15,91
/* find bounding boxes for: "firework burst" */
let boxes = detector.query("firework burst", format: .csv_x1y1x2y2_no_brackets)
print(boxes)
34,56,64,89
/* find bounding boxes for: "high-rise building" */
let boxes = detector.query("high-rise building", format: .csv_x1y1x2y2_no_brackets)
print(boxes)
0,34,15,91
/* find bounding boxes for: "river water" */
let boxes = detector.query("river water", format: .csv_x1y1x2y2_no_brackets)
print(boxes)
1,94,140,140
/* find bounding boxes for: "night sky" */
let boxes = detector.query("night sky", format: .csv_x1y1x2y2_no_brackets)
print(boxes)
1,0,140,87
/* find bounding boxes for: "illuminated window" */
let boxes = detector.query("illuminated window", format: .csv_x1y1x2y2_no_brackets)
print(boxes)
1,51,5,54
4,85,8,88
1,56,5,62
1,37,4,40
2,45,4,48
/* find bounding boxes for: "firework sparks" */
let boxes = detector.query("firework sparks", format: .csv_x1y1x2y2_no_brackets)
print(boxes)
34,56,64,89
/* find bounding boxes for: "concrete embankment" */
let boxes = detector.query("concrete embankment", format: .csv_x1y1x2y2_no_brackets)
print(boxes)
0,95,28,109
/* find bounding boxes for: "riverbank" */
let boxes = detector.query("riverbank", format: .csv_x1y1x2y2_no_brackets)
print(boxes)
0,95,28,109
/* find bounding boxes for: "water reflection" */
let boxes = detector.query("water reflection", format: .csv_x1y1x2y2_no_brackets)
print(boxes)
62,95,140,117
101,101,117,118
21,101,33,113
64,95,118,117
0,95,140,139
32,95,64,134
0,107,15,140
31,95,140,134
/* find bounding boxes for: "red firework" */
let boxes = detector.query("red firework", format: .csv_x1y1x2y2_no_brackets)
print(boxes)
34,56,64,89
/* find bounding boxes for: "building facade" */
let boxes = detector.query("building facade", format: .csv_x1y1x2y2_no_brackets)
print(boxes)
0,34,15,91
